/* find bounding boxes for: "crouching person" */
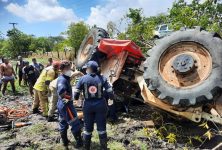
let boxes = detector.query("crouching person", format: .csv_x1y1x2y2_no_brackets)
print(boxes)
23,61,37,96
32,61,60,116
74,61,114,150
57,60,83,149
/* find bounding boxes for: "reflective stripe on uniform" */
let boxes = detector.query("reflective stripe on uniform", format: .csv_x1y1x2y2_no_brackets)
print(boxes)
98,83,102,98
68,117,78,124
98,130,106,135
106,87,113,92
84,83,88,99
83,131,92,135
74,89,80,93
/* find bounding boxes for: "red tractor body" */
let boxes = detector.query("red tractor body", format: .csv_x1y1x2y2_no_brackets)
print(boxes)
98,39,144,60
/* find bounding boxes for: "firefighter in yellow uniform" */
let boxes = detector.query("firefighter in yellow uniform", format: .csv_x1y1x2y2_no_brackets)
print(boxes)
32,61,60,117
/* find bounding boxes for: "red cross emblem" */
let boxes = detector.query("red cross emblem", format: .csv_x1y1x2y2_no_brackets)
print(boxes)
88,86,97,94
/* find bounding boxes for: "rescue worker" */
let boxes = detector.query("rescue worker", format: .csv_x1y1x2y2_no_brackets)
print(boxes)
15,56,25,86
0,58,17,96
104,91,118,123
48,70,84,122
23,61,37,96
74,61,114,150
57,60,83,149
32,61,60,117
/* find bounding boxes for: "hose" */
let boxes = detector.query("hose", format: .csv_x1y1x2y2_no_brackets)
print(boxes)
0,101,30,120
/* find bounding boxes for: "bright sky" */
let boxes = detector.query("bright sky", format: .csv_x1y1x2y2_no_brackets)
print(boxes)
0,0,179,37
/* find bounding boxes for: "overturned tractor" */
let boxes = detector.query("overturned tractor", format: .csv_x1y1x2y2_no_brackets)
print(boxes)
75,27,222,124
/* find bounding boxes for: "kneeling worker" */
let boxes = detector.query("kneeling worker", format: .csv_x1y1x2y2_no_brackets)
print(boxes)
57,60,83,149
32,61,60,117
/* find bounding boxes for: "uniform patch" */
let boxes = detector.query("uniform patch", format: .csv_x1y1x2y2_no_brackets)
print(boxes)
88,86,97,94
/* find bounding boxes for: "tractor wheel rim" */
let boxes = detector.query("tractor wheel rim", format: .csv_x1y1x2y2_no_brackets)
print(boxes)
172,54,195,75
159,42,212,89
79,36,93,64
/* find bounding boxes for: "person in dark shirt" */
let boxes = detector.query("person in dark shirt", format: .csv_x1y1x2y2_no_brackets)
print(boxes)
16,56,25,86
32,58,44,78
46,58,53,67
23,61,37,96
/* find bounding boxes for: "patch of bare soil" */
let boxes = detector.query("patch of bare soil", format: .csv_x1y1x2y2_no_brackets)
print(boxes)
0,96,222,150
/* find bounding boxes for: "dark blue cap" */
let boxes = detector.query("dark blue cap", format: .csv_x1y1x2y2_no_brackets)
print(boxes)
86,61,98,72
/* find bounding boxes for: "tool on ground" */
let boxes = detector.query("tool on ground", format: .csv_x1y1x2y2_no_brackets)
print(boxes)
0,121,32,130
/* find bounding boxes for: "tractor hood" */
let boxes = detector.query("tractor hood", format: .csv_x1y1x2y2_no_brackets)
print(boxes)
98,39,144,59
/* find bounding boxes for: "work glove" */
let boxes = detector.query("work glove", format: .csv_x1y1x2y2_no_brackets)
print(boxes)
108,99,114,106
62,98,70,105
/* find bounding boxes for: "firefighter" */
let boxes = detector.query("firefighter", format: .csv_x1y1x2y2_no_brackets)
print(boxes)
57,60,83,149
32,61,60,117
74,61,114,150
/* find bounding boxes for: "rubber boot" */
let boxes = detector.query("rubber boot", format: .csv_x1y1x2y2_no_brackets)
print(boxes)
47,116,56,122
60,131,69,150
99,134,108,150
32,108,40,114
72,130,83,148
83,136,91,150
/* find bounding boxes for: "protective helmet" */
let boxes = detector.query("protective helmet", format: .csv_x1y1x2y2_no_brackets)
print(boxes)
52,61,60,69
86,61,99,72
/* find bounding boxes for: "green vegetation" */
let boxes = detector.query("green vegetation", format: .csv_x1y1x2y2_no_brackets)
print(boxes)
66,21,89,57
116,0,222,52
131,139,148,150
108,141,126,150
0,0,221,57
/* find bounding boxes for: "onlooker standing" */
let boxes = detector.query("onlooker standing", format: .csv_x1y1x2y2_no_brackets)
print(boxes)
0,58,17,96
23,61,37,96
46,58,53,67
32,58,44,78
16,56,25,86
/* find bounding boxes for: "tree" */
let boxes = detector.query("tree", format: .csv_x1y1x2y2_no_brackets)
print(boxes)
169,0,222,33
5,28,33,57
67,21,89,57
118,8,157,52
118,0,222,53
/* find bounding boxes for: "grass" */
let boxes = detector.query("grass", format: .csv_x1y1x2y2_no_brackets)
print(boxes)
0,58,47,97
134,128,147,138
131,139,148,150
108,141,126,150
24,57,48,65
23,123,46,136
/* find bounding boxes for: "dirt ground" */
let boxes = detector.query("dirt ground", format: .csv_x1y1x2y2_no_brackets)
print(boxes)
0,95,222,150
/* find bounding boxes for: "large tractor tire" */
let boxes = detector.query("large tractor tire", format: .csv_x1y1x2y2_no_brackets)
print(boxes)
144,27,222,107
76,27,109,68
